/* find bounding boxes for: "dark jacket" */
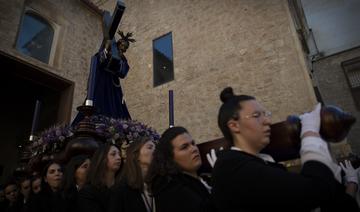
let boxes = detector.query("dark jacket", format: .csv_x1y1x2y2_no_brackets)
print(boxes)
78,184,110,212
151,173,216,212
62,186,79,212
212,150,359,212
27,185,65,212
108,182,148,212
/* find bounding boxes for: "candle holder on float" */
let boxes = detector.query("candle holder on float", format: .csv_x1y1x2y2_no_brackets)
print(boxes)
15,100,42,175
59,103,103,163
13,139,34,178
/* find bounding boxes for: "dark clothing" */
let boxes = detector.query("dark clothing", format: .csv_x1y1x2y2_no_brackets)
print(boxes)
27,187,65,212
212,150,359,212
3,199,24,212
91,52,131,119
72,49,131,126
78,184,110,212
151,173,216,212
108,182,148,212
62,186,79,212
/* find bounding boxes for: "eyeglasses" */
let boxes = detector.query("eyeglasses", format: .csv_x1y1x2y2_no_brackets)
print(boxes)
242,111,272,121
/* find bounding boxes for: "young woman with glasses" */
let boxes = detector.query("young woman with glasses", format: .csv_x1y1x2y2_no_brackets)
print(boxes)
211,87,358,212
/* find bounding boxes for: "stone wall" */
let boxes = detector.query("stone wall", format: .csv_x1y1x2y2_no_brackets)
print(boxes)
0,0,102,182
110,0,318,143
313,47,360,154
0,0,103,117
0,0,319,144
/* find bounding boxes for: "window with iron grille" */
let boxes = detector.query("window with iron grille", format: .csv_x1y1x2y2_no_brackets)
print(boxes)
342,57,360,110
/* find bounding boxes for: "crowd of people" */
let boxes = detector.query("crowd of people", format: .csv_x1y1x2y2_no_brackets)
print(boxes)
1,87,360,212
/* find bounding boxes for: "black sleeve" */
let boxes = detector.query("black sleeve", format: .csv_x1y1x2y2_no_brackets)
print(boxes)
108,185,124,212
78,186,103,212
154,176,211,212
213,154,350,211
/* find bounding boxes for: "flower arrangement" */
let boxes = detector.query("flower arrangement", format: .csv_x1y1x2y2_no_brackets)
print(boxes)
27,115,160,158
90,115,160,158
30,125,73,157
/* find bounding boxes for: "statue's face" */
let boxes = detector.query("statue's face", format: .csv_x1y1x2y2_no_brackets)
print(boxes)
118,40,129,53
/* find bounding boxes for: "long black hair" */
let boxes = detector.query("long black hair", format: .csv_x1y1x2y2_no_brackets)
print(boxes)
146,127,188,192
218,87,255,146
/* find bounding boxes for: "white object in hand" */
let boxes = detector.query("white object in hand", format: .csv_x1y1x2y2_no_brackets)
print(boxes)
206,147,223,168
340,160,358,185
299,103,321,137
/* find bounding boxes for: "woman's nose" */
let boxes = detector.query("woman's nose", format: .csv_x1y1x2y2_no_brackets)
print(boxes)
191,145,199,153
263,116,271,125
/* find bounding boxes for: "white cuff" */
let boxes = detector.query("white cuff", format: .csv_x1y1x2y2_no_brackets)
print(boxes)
300,136,337,175
345,176,359,185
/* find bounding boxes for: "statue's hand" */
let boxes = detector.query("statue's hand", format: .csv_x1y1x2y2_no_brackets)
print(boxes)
99,48,108,63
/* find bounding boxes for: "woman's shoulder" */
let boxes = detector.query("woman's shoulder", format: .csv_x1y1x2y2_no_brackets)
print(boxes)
79,184,103,198
217,149,262,164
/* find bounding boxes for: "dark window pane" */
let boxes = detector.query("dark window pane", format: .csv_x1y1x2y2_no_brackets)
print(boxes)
153,32,174,87
16,12,54,63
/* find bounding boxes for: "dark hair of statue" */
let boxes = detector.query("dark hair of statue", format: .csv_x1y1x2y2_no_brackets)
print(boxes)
218,87,255,146
116,30,136,50
119,136,152,190
146,126,188,191
87,143,122,190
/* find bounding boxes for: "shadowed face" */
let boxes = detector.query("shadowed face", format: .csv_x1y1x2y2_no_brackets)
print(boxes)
107,145,122,172
32,178,41,194
75,159,90,188
20,179,31,199
172,133,202,174
45,163,63,191
138,141,156,167
118,40,129,53
5,184,18,203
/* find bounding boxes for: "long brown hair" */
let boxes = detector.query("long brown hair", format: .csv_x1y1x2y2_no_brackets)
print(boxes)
120,136,151,190
87,143,122,190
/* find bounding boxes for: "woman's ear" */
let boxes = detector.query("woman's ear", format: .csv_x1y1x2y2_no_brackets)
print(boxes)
227,119,241,133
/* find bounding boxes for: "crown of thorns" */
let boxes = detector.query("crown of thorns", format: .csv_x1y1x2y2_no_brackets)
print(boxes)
117,30,136,43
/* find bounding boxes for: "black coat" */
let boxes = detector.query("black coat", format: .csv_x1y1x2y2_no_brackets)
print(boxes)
212,150,359,212
78,184,110,212
27,186,65,212
108,182,148,212
151,173,216,212
62,186,79,212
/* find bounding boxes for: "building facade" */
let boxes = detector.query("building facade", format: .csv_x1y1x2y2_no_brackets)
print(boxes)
0,0,103,182
115,0,317,143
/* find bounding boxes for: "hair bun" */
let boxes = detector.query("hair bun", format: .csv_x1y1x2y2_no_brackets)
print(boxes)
220,87,235,103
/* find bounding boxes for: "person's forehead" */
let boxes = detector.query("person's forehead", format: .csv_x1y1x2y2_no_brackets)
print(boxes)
109,145,119,152
5,185,16,191
240,100,264,112
22,180,30,186
49,163,61,170
172,133,192,146
33,178,41,183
